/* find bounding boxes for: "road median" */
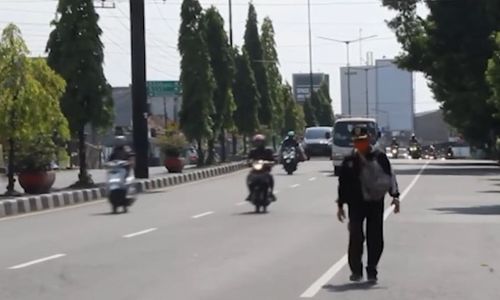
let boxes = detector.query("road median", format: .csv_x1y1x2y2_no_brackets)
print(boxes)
0,161,247,219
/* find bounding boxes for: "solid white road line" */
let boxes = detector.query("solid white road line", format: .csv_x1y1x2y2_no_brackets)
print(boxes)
8,254,66,270
309,177,317,181
300,162,429,298
192,211,214,219
123,228,158,239
290,184,300,188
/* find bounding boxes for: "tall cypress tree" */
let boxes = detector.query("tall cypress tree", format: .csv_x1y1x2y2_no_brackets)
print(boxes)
233,48,260,152
317,81,335,126
244,4,272,127
178,0,215,165
203,7,235,164
261,17,284,141
282,83,306,135
46,0,113,187
303,97,317,128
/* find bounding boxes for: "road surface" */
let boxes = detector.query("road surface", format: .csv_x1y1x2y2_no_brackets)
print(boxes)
0,159,499,299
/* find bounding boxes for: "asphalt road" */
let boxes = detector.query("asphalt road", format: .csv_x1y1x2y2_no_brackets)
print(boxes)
0,159,499,299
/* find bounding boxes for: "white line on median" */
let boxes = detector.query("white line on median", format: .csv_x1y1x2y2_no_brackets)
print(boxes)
192,211,214,219
123,228,158,238
290,184,300,188
300,162,429,298
8,254,66,270
309,177,317,181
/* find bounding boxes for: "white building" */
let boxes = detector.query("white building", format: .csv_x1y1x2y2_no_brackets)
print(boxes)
340,59,414,133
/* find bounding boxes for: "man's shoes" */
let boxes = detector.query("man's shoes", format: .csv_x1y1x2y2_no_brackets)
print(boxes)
349,274,363,282
367,274,378,284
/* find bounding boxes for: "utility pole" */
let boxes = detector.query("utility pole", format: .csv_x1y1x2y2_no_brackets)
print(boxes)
229,0,237,157
307,0,314,105
130,0,149,178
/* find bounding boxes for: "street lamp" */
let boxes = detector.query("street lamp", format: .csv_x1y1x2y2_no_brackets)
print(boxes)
307,0,314,101
318,35,377,115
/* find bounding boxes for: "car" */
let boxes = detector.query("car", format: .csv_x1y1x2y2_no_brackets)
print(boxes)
302,127,332,158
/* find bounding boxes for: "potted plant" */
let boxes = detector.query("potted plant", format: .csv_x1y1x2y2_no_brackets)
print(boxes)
16,139,59,194
160,132,188,173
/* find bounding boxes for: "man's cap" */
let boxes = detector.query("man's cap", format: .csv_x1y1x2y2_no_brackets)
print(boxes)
351,126,369,141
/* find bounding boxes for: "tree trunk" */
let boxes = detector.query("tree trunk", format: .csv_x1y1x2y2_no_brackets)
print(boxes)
197,138,204,167
206,138,215,165
219,129,226,162
272,135,277,151
243,135,248,154
5,138,19,196
232,133,237,155
77,127,93,186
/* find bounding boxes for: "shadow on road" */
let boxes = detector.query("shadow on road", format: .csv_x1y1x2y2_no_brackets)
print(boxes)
433,205,500,215
395,166,500,177
322,282,387,292
234,211,269,216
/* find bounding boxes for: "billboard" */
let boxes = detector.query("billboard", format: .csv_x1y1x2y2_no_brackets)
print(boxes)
292,73,329,103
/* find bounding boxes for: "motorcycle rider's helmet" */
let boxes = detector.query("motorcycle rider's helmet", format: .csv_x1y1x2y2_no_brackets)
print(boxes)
114,135,127,147
252,134,266,148
287,131,295,138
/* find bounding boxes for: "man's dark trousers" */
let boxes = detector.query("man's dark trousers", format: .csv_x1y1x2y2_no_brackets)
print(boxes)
347,201,384,277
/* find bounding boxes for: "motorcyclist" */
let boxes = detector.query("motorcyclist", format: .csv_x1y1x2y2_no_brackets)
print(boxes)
108,136,135,176
447,146,454,158
280,131,304,161
247,134,276,202
281,131,300,148
390,137,399,148
409,134,419,146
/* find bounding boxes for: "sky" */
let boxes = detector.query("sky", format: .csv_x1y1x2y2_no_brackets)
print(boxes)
0,0,439,113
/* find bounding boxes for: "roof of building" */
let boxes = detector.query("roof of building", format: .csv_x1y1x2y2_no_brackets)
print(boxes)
415,109,441,118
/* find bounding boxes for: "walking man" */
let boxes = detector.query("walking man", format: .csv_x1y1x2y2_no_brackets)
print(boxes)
336,126,400,283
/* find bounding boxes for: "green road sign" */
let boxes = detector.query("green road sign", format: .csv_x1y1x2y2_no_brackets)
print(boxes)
147,81,180,97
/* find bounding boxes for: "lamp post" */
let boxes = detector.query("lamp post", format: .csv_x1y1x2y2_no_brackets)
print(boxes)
307,0,314,101
318,35,377,115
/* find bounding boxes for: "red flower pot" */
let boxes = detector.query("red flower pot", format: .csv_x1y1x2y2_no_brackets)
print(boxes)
165,157,184,173
18,170,56,194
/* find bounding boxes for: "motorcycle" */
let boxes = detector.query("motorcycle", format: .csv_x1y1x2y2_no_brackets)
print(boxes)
390,146,399,159
446,148,454,159
408,144,421,159
282,147,298,175
247,160,274,213
106,160,136,214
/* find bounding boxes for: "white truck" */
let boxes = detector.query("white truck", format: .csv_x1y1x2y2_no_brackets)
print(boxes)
331,117,381,176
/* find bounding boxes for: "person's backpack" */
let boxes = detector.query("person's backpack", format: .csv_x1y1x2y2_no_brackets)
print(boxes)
359,152,392,201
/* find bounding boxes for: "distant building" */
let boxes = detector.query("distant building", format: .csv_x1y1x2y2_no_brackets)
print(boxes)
414,110,456,145
292,73,329,103
340,59,414,133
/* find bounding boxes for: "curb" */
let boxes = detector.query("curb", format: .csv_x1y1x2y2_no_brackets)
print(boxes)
0,161,247,219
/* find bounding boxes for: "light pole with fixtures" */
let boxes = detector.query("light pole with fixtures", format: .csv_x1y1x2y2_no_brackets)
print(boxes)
318,35,377,115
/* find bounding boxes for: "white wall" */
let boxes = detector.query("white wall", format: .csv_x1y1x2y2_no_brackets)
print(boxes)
340,66,377,117
375,59,414,132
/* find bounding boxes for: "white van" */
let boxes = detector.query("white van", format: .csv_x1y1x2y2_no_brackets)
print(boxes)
331,117,380,176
